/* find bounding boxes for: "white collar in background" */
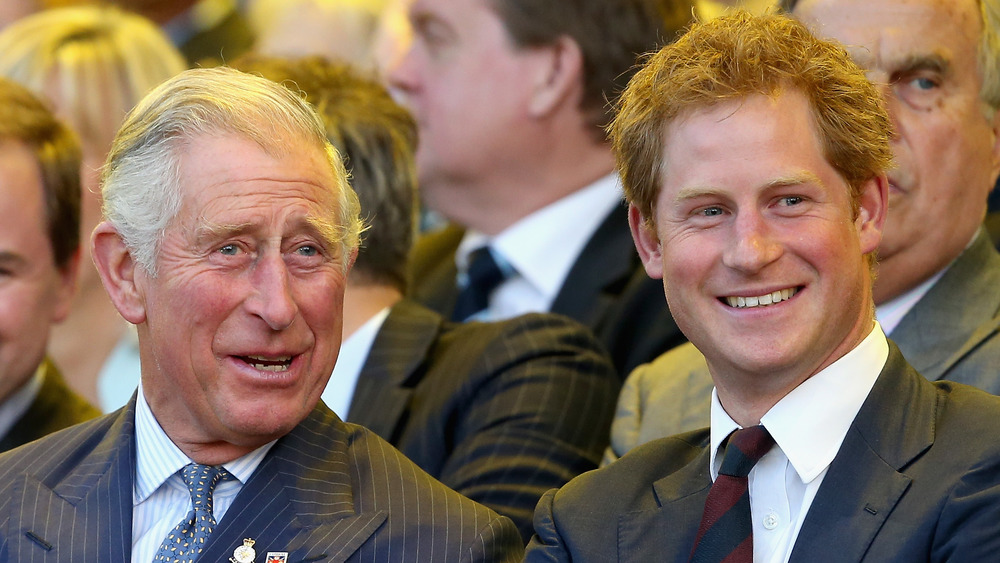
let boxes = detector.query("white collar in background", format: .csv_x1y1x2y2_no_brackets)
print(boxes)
457,173,623,304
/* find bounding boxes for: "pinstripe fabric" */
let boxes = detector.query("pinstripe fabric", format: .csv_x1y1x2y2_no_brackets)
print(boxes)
0,399,524,562
347,299,619,541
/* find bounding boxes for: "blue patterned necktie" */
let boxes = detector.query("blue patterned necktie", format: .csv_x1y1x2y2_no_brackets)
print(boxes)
154,463,230,563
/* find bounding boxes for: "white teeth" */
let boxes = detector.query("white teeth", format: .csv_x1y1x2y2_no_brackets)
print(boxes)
725,288,797,309
245,355,292,372
252,363,289,372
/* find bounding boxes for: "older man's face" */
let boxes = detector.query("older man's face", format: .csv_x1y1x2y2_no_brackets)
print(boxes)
631,90,885,389
137,133,350,449
795,0,1000,303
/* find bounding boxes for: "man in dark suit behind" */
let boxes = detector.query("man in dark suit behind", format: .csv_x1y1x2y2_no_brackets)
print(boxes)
0,66,523,562
390,0,695,377
231,54,620,542
525,12,1000,562
0,78,98,452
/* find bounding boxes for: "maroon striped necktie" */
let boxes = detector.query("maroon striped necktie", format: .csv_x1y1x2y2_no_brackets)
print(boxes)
689,425,775,563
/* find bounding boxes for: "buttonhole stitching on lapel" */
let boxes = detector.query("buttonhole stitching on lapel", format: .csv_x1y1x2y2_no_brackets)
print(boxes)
25,531,52,550
863,504,878,515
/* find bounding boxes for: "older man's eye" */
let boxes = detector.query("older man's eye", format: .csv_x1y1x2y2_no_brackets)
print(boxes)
700,206,724,217
218,244,239,255
911,76,939,91
779,196,803,206
296,245,318,257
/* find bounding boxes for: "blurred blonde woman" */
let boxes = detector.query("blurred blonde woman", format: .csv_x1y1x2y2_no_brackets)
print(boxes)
0,6,186,411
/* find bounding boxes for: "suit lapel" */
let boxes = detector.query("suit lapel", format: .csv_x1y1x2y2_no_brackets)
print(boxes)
890,229,1000,380
789,344,935,562
550,202,637,327
618,446,712,562
409,225,464,318
346,300,440,441
198,407,387,563
11,403,135,562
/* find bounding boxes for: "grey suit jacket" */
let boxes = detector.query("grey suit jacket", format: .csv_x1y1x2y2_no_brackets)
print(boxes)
606,229,1000,462
408,203,686,377
527,343,1000,562
0,399,524,562
347,299,619,542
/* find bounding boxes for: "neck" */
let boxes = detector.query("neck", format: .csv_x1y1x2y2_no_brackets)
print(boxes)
342,280,403,338
426,134,615,235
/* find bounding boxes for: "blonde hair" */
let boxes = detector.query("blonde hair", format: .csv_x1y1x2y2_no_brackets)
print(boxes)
612,11,893,224
0,6,186,154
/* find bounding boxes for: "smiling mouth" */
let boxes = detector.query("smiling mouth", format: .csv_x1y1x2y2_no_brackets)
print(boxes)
237,355,294,372
723,287,799,309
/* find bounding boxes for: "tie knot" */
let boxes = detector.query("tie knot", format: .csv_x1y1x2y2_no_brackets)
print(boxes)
180,463,229,511
465,246,506,288
719,425,774,478
452,246,510,321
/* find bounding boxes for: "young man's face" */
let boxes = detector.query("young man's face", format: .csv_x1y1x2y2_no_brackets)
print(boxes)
631,90,886,392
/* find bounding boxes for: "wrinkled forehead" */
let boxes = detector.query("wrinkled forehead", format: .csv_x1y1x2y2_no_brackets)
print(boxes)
794,0,983,70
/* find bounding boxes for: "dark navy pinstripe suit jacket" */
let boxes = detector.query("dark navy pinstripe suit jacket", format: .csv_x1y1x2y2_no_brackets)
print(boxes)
0,400,524,562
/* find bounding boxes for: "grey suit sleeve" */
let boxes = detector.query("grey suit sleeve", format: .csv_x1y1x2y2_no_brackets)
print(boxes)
523,489,571,563
602,361,650,466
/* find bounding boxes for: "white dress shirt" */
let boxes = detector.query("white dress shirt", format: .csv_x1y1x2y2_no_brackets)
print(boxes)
321,307,390,419
455,173,623,320
708,323,888,563
131,383,275,562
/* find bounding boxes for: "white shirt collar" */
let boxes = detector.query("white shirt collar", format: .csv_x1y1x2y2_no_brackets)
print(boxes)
456,174,623,304
0,364,44,440
133,381,275,504
322,306,390,419
709,322,888,482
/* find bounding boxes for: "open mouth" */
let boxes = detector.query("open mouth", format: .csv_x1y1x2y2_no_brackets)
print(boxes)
237,355,294,372
722,287,800,309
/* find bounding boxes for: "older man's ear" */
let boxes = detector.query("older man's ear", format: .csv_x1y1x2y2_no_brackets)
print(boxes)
91,221,147,325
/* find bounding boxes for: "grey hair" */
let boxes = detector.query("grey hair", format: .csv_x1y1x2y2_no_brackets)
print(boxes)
101,66,363,276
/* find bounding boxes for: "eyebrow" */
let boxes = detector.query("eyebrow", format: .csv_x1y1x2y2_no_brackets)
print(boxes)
889,53,951,79
195,216,341,249
0,251,28,270
672,173,821,202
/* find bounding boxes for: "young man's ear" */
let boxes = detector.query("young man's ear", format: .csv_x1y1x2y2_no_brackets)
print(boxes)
527,35,584,118
629,204,664,279
91,221,147,324
854,173,889,256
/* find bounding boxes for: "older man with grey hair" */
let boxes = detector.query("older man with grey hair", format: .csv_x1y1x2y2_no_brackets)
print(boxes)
0,66,523,562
